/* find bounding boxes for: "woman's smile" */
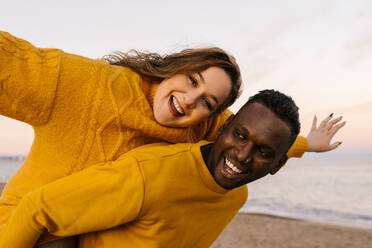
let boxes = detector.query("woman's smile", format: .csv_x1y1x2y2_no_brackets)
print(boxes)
169,95,185,117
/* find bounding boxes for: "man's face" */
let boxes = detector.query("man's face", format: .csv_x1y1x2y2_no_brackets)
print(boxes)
208,102,292,189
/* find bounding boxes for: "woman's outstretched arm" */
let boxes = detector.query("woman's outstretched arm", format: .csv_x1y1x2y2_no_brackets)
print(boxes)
0,31,62,125
286,114,345,159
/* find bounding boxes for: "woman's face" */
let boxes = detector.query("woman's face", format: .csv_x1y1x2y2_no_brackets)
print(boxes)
153,66,232,127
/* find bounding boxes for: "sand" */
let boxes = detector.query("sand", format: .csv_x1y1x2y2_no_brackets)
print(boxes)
211,213,372,248
1,183,371,247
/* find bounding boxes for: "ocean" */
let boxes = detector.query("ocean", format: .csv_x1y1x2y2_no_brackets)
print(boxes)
0,160,23,183
241,153,372,229
1,154,371,229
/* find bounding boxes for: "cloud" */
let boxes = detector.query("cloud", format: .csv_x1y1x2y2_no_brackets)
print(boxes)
336,101,372,115
343,21,372,67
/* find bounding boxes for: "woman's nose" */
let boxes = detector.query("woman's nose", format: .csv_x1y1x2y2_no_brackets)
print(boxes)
184,91,201,108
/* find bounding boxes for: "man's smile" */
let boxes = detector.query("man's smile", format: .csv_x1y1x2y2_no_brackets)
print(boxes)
224,157,242,173
218,156,249,180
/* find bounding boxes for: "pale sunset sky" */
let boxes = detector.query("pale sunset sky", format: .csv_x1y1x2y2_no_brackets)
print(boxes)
1,0,371,155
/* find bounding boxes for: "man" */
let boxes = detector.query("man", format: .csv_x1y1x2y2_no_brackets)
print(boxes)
0,90,343,248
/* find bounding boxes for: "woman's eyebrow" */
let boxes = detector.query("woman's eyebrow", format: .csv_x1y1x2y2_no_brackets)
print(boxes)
198,72,205,84
198,72,219,105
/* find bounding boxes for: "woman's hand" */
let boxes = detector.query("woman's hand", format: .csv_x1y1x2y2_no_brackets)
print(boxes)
306,114,346,152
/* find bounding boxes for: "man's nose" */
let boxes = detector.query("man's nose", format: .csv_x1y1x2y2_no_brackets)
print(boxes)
237,142,253,164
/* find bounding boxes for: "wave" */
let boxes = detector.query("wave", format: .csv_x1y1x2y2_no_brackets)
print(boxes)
241,198,372,229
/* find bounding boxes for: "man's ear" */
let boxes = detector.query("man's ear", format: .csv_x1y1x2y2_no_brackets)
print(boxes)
270,154,288,175
219,114,235,134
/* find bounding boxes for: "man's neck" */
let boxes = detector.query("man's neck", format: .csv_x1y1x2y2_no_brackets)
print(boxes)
200,143,214,175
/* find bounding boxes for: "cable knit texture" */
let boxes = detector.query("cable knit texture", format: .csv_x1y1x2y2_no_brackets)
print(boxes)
0,31,307,246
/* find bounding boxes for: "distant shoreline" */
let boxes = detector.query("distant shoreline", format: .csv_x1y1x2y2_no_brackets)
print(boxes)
0,155,26,161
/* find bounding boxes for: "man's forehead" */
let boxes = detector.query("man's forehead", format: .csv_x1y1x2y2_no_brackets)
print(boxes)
232,103,291,147
234,103,273,121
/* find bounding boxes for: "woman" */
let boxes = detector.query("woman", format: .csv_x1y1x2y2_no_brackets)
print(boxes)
0,31,341,247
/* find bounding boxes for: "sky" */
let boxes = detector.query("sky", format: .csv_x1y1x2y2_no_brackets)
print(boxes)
0,0,371,155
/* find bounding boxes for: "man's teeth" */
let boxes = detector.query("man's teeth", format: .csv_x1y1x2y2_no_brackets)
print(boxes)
225,158,242,173
173,96,184,115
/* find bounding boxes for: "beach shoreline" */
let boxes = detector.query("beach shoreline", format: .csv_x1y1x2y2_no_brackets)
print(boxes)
1,183,371,247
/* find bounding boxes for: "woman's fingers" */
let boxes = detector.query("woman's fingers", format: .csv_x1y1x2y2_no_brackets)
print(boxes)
330,121,346,136
306,113,346,152
326,116,343,131
327,141,343,151
311,115,318,131
319,113,333,128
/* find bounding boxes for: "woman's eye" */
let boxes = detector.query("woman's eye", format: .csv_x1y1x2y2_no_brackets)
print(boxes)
189,76,198,87
203,98,213,111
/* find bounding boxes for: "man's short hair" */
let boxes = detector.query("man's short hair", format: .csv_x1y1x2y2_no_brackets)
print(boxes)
242,89,300,146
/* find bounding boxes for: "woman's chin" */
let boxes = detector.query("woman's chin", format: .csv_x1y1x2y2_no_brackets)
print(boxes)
154,113,206,128
154,114,178,127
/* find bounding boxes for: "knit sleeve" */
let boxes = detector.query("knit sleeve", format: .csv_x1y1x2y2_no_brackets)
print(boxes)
0,157,145,248
205,110,233,141
188,110,233,142
287,136,308,158
0,31,62,125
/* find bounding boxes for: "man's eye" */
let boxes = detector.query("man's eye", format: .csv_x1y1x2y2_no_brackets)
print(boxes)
189,76,198,87
259,149,271,158
234,130,245,140
203,97,213,111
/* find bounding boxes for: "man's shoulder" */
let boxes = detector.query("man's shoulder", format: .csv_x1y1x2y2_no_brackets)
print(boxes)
117,141,210,162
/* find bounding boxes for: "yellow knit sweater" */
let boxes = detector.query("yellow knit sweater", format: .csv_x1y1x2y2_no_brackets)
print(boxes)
0,31,308,245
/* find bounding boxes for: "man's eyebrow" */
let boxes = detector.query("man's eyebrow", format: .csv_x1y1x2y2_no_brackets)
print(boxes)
198,72,219,105
236,124,275,153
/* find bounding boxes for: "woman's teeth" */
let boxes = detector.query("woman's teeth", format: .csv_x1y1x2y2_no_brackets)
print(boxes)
172,96,185,115
225,158,242,173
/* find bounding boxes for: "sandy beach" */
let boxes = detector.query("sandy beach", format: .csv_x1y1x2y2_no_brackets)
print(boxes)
211,213,372,248
1,183,371,247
